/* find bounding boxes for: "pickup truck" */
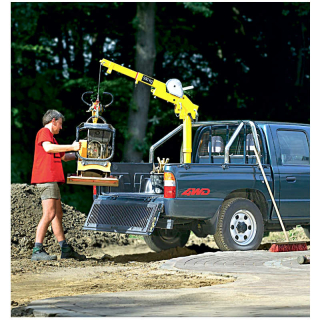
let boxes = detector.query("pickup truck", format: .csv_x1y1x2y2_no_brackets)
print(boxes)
83,120,310,251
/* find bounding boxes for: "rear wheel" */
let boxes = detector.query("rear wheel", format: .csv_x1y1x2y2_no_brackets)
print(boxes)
144,229,190,252
214,198,264,251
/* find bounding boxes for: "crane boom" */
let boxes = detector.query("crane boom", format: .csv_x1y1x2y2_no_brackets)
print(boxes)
100,58,199,163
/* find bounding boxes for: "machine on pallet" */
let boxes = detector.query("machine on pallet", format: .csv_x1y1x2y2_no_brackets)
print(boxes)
67,73,119,187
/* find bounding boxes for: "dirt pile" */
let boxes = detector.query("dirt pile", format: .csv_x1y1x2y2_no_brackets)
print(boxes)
11,183,132,259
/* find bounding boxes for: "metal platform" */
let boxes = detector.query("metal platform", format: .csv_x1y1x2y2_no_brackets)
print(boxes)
83,195,162,235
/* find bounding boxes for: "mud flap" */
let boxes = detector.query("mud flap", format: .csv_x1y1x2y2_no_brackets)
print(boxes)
83,195,163,235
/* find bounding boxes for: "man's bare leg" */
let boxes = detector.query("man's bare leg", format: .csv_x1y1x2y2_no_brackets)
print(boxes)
51,199,65,242
32,198,58,260
33,198,85,261
35,198,57,243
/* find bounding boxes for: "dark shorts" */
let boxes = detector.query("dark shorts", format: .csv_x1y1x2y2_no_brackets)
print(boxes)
36,182,61,200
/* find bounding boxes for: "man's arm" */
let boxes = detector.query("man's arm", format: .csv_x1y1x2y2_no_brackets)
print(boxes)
42,141,81,153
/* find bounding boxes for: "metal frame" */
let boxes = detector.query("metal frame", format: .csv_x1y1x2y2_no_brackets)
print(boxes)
149,120,262,164
76,121,116,163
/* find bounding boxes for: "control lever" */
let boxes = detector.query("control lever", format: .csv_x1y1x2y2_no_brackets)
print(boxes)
183,86,194,91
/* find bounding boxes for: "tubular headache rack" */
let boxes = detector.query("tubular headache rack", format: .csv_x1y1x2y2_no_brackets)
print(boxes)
149,120,261,164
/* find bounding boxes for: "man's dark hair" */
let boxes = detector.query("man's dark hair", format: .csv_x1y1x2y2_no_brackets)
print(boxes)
42,110,65,126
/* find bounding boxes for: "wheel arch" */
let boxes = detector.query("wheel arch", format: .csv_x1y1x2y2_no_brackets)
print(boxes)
224,189,268,222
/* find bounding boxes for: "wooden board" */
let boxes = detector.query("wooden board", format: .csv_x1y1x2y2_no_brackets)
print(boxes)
67,175,119,187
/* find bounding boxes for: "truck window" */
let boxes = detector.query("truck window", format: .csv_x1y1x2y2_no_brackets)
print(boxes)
197,125,263,164
277,130,310,165
198,127,228,157
229,127,244,156
198,131,210,157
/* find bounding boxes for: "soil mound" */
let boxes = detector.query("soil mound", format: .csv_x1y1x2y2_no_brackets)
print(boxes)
11,183,132,259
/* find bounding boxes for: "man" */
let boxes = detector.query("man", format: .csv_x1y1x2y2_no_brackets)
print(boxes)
31,109,85,261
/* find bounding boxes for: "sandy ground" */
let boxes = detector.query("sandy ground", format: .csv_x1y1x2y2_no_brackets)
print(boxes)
11,236,234,317
10,184,309,317
10,184,229,316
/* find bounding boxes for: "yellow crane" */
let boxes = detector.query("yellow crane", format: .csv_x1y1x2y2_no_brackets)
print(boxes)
100,58,199,164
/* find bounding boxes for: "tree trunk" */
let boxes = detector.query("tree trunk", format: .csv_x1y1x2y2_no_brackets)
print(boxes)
123,2,156,162
295,22,306,87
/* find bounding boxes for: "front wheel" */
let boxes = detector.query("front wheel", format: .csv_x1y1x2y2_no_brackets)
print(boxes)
214,198,264,251
144,229,190,252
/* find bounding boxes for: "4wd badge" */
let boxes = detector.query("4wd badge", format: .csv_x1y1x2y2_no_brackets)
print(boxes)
181,188,210,196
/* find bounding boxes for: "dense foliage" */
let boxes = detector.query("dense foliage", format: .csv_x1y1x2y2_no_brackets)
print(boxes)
11,2,310,212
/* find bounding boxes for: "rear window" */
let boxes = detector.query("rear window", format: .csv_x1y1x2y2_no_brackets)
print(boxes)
277,130,310,165
197,125,264,164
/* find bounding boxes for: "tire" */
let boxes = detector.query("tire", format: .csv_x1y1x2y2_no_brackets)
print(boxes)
144,229,191,252
214,198,264,251
303,226,310,239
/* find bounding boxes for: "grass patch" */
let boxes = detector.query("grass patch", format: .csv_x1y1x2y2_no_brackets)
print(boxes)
261,225,309,243
128,235,144,240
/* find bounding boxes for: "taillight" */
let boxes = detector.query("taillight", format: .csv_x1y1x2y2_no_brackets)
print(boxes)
93,185,97,195
164,172,176,198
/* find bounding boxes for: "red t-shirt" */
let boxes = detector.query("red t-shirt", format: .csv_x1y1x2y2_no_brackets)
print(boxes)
31,127,66,184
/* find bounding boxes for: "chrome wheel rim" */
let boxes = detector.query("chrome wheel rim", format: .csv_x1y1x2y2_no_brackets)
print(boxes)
230,209,257,246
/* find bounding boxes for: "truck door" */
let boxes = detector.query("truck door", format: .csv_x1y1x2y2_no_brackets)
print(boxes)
270,126,310,220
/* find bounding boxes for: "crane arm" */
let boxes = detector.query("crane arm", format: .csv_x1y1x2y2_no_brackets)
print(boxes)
100,58,199,121
99,58,199,163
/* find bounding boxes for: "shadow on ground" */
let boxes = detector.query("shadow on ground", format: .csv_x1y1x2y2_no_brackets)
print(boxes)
111,244,220,264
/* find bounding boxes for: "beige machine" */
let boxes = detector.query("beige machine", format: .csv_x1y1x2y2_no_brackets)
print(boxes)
67,89,119,187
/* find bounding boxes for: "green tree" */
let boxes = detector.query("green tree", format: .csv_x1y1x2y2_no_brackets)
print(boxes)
123,3,156,162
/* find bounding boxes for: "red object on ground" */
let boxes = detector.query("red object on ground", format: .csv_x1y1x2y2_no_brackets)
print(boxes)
269,243,308,252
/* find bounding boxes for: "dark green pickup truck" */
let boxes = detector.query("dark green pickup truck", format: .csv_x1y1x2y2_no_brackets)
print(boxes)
83,120,310,251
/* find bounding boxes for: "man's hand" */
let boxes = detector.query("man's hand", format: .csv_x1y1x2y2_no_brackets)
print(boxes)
72,141,81,151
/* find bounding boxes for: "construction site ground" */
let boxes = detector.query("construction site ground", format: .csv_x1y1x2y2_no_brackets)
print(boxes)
10,184,311,317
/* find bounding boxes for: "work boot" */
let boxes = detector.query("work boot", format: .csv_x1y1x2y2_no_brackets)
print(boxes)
31,247,57,261
60,245,86,261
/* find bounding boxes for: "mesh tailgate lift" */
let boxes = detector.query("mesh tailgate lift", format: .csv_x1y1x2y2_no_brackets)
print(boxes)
83,194,163,236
